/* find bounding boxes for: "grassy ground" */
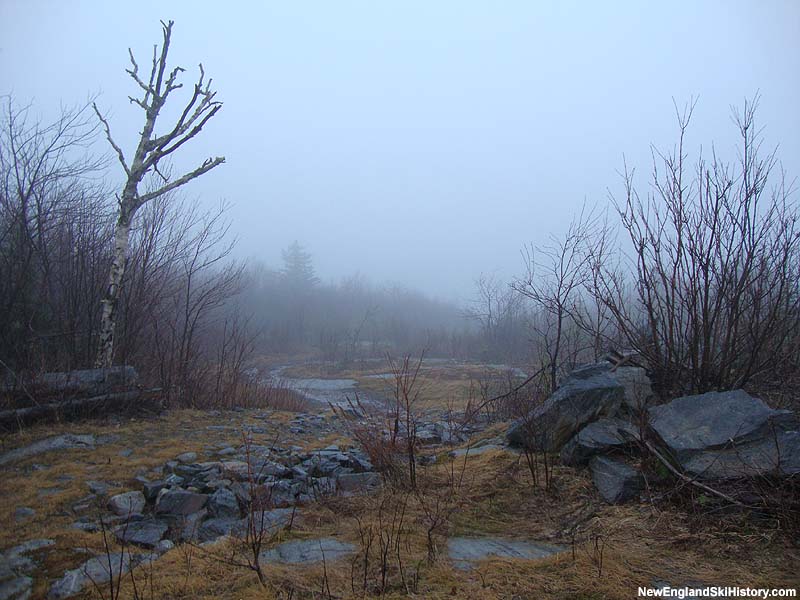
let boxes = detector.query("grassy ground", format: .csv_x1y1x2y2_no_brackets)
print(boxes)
1,361,798,599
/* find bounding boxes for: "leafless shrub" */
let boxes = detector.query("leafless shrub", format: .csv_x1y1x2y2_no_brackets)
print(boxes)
350,485,418,596
596,96,800,396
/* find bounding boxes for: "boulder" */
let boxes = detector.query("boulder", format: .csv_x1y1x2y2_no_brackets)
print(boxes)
208,487,240,519
589,456,642,504
560,418,638,466
155,490,207,515
507,366,626,451
648,390,800,480
108,491,146,516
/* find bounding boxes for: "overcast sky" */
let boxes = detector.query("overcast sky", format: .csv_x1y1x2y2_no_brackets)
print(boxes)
2,1,798,302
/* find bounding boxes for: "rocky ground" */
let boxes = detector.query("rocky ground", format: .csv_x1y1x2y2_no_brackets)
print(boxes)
1,361,798,599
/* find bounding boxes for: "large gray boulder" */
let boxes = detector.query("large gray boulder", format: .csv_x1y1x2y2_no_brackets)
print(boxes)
560,418,639,466
648,390,800,480
507,365,628,451
589,456,642,504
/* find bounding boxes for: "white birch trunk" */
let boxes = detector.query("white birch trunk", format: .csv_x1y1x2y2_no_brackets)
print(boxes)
95,213,131,368
93,21,224,368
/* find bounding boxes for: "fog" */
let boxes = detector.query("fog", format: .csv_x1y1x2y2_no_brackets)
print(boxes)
1,1,798,303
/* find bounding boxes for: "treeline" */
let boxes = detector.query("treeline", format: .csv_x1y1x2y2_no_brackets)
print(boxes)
3,94,798,409
0,98,486,409
237,257,474,361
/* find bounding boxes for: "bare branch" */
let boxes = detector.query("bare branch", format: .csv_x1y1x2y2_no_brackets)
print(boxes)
137,156,225,206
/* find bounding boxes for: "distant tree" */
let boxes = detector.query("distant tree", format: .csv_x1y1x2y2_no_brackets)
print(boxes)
93,20,224,368
281,241,319,290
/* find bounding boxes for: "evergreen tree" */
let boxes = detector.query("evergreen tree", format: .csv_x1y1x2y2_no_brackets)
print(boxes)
281,241,319,289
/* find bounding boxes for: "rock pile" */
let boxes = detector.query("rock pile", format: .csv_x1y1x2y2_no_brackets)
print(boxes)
507,362,800,504
78,443,381,553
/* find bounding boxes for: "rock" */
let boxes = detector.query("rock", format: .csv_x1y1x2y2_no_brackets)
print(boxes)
560,418,638,466
155,490,208,515
507,367,625,451
648,390,800,480
260,538,354,565
175,452,197,464
217,447,236,456
87,481,109,495
48,553,134,599
13,507,35,523
0,434,97,467
142,480,168,502
589,456,642,504
336,472,381,493
108,491,146,516
177,509,207,542
0,576,32,600
118,449,134,458
113,519,168,548
449,444,504,458
447,537,566,571
246,508,295,536
156,539,174,553
197,517,243,542
71,521,100,533
1,540,54,584
208,487,240,519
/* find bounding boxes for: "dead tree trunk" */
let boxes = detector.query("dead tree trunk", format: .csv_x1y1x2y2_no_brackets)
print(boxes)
94,20,225,367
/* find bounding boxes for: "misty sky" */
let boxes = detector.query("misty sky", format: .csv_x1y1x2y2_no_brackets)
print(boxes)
2,1,798,303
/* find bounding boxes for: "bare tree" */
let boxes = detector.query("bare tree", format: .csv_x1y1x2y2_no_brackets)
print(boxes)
513,208,599,391
596,96,800,395
93,20,224,367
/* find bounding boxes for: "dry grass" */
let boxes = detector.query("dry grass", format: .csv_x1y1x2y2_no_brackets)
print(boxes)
2,363,798,599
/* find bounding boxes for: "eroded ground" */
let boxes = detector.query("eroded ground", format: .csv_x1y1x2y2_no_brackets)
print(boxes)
1,361,797,599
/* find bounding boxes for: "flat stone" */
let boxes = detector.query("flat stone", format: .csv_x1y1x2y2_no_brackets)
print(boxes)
48,554,133,599
14,507,35,522
260,538,354,564
590,456,642,504
108,491,146,516
0,434,97,467
449,444,504,458
447,537,566,570
113,519,168,548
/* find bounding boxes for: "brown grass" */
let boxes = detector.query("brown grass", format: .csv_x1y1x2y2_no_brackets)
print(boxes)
2,363,798,599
